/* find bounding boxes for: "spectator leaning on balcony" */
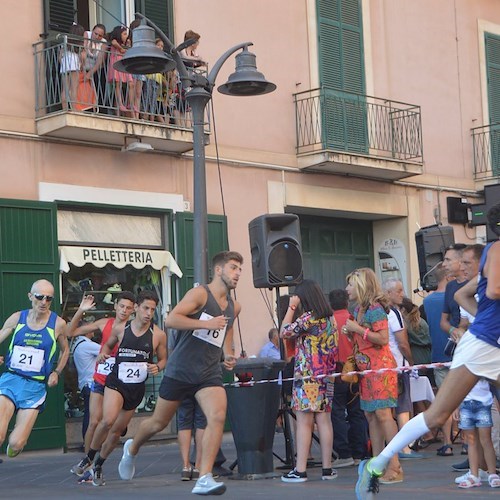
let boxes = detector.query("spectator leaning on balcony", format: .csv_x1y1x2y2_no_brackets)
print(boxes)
107,26,133,117
143,39,167,123
60,23,85,110
128,19,146,120
181,30,207,68
83,24,107,111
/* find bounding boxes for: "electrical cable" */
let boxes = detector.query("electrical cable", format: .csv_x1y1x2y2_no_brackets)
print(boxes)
210,98,249,355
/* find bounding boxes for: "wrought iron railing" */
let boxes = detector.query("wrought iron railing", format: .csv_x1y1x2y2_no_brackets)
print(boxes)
472,123,500,180
33,35,208,130
294,87,423,163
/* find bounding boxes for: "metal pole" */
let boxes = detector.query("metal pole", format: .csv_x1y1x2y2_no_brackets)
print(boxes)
188,86,212,285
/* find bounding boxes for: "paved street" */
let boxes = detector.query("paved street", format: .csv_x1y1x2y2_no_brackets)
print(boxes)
0,432,497,499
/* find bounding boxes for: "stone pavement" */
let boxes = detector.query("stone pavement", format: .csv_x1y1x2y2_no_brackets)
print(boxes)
0,432,498,499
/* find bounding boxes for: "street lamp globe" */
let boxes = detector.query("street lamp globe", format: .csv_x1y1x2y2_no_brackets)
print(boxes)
218,47,276,96
113,23,176,74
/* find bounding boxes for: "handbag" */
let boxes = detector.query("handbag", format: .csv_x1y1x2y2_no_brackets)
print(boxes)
341,355,359,384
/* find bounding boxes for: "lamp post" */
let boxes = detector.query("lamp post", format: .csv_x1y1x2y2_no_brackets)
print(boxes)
115,15,276,284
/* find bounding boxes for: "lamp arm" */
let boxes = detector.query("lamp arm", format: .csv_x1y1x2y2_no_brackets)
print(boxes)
207,42,253,88
134,13,190,81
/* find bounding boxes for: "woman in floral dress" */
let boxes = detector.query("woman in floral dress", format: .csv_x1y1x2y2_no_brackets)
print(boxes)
280,279,338,483
344,268,403,484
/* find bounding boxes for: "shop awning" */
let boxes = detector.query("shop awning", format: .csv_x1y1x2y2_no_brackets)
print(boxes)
59,246,183,277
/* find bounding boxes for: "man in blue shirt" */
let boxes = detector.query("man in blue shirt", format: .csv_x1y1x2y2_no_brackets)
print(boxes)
259,328,280,359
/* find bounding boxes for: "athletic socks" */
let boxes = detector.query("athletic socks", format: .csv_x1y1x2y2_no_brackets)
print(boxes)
370,413,430,474
87,448,98,461
94,454,106,468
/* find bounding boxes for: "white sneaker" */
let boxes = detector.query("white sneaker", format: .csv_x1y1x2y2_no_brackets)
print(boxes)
455,469,488,484
118,439,136,480
192,473,226,495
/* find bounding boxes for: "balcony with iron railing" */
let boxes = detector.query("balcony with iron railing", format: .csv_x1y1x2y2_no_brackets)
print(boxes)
33,35,209,153
472,123,500,186
294,87,424,180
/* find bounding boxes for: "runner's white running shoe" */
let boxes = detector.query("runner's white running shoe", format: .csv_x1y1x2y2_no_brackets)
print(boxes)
118,439,136,480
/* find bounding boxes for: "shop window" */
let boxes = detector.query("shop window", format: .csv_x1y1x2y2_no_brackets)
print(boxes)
62,262,164,420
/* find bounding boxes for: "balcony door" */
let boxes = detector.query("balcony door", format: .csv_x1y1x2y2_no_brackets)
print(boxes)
485,32,500,176
317,0,368,153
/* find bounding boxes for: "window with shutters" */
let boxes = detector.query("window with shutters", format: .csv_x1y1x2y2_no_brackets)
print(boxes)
485,32,500,176
316,0,367,153
44,0,76,33
44,0,173,40
135,0,174,41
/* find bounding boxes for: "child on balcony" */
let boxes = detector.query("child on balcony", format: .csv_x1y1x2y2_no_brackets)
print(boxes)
60,23,85,110
107,26,133,117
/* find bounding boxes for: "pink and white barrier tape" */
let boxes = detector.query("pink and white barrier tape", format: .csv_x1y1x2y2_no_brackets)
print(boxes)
223,361,451,387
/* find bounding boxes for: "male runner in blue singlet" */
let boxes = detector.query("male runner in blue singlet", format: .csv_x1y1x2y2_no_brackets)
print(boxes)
0,279,68,458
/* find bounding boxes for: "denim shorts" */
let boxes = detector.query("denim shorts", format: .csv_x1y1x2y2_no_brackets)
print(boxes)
91,380,105,395
459,399,493,430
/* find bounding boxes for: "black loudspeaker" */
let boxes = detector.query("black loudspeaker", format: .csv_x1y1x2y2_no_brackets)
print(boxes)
415,225,454,291
249,214,303,288
446,197,469,224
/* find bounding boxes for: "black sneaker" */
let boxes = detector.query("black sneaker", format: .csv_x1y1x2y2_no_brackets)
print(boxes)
71,456,92,477
322,467,338,480
452,458,469,472
281,468,308,483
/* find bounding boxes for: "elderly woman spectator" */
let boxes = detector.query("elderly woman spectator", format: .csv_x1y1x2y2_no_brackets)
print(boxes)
344,268,403,484
280,279,337,483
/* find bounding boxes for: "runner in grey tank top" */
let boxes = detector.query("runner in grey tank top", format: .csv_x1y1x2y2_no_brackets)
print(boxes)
118,251,243,496
165,285,235,384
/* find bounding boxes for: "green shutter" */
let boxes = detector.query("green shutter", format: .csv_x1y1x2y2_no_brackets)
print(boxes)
44,0,75,34
317,0,367,153
485,33,500,175
135,0,174,40
174,213,228,298
0,199,65,451
299,214,373,292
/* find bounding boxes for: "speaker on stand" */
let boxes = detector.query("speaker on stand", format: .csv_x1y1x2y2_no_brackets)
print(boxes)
248,213,304,469
249,213,303,288
415,225,454,291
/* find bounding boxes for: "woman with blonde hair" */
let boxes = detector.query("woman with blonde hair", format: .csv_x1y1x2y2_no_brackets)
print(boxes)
344,268,403,484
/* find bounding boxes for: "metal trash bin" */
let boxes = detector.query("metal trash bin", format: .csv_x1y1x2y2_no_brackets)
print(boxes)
225,357,286,479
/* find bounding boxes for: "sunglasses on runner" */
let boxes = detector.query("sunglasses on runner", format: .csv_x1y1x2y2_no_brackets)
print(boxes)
33,294,54,302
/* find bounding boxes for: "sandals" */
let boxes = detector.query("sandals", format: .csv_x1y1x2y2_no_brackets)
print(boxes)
379,467,404,484
436,444,453,456
458,473,481,489
489,474,500,488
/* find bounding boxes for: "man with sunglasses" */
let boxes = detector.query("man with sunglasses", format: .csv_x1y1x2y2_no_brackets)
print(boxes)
0,279,69,458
